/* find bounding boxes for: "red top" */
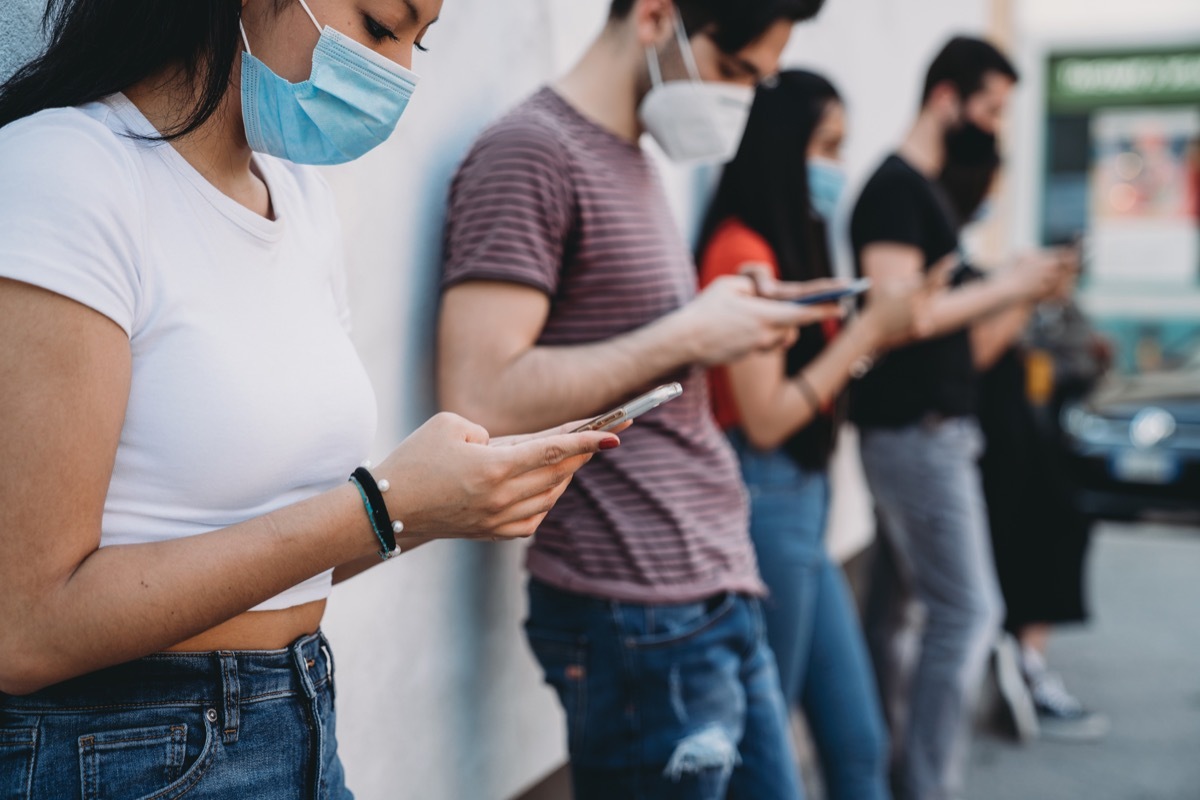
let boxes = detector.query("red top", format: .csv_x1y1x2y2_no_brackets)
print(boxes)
698,218,842,431
698,219,778,430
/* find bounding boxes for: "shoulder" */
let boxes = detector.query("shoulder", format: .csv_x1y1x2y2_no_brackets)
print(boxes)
0,104,146,335
700,219,778,285
858,156,925,201
0,105,141,200
852,156,930,235
461,91,574,174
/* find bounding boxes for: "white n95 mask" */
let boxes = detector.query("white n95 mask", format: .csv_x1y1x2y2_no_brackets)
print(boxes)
637,11,754,165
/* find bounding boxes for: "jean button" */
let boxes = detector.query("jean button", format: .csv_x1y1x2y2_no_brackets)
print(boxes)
206,708,218,723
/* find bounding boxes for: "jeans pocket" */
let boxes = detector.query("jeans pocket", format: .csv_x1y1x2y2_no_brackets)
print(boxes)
526,628,589,755
0,727,36,800
626,593,738,649
77,709,216,800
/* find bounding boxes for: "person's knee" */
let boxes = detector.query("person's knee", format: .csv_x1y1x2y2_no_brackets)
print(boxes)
925,591,1004,654
662,724,741,785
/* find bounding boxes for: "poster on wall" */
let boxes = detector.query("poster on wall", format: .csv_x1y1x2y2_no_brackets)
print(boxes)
1088,106,1200,286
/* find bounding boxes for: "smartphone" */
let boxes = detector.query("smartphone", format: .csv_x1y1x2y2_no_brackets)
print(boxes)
792,278,872,305
572,383,684,433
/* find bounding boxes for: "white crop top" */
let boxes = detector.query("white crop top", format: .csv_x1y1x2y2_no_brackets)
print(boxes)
0,94,377,610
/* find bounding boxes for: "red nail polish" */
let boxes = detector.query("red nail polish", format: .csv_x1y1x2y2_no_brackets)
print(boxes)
599,437,620,450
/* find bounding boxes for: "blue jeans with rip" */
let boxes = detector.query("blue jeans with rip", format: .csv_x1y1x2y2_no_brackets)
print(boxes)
0,631,351,800
526,579,802,800
730,431,891,800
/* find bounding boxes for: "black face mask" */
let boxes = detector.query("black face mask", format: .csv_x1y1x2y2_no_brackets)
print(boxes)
939,157,999,227
945,119,999,167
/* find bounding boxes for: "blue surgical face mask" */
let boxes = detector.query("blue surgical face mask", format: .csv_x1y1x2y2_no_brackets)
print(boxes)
808,157,846,221
239,0,420,165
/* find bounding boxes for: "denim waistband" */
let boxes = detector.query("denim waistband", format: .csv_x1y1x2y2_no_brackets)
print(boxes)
1,631,334,717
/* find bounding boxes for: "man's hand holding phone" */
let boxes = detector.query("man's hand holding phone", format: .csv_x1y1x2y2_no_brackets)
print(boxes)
674,267,845,367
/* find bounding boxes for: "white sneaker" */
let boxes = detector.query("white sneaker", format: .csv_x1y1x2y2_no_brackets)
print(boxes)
1026,670,1111,743
993,634,1039,742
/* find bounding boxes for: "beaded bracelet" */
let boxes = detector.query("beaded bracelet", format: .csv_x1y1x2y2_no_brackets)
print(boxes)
349,465,404,561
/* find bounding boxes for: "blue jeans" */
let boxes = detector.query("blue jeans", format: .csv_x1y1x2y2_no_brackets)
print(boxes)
730,432,890,800
526,580,801,800
0,631,351,800
860,419,1004,800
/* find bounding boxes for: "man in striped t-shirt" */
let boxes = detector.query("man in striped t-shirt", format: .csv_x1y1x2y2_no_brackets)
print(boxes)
438,1,831,797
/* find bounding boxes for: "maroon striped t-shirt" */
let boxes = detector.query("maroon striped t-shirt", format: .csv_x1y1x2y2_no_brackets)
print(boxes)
440,88,764,603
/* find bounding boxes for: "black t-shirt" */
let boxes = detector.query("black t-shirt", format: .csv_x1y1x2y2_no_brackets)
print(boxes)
849,154,976,428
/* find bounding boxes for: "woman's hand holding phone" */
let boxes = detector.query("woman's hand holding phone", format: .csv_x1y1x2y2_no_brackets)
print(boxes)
371,413,620,542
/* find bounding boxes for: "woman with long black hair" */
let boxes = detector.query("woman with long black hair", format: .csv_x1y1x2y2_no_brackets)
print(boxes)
697,71,919,799
940,154,1108,744
0,1,620,796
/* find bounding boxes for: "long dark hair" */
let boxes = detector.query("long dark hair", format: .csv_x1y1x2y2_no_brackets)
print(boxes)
698,70,844,469
0,0,249,139
697,69,841,283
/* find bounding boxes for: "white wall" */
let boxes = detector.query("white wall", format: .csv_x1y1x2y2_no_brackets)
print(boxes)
318,4,613,799
0,0,43,80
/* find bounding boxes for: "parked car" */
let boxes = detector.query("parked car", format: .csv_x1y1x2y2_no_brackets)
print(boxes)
1061,349,1200,521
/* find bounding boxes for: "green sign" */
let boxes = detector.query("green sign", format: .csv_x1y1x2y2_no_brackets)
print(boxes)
1049,49,1200,110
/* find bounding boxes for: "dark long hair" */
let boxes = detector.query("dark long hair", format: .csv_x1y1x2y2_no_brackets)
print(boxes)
0,0,248,138
697,70,844,469
697,69,841,283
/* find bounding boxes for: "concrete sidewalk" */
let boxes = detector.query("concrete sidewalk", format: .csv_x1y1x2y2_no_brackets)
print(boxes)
968,522,1200,800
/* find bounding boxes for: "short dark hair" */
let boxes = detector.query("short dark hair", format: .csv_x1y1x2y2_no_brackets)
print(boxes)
921,36,1018,106
609,0,825,54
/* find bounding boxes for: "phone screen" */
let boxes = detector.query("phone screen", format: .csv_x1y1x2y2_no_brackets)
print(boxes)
572,383,684,433
793,278,872,306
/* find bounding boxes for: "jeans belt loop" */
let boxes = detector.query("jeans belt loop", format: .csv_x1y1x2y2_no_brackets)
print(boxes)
218,652,240,745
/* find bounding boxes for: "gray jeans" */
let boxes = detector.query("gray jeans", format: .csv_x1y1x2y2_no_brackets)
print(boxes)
860,418,1004,800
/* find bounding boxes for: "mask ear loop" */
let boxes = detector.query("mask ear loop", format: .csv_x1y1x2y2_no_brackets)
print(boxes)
239,20,253,55
295,0,323,33
644,44,665,89
671,10,703,83
644,8,701,88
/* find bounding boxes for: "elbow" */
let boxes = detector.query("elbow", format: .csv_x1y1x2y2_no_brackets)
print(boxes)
438,387,518,437
740,420,789,453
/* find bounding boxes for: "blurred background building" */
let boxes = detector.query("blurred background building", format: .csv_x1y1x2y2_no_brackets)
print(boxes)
1,1,1197,798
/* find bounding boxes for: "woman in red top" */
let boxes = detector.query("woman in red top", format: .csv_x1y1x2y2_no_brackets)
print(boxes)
697,71,916,800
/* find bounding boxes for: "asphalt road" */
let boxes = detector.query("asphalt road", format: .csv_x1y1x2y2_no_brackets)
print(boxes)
968,522,1200,800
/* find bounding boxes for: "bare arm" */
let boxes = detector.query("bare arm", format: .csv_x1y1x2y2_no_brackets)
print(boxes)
438,278,840,435
860,243,1048,340
0,281,616,695
727,268,930,451
728,317,880,450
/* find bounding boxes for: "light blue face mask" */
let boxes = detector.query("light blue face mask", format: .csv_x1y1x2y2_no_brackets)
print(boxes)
807,158,846,221
239,0,420,165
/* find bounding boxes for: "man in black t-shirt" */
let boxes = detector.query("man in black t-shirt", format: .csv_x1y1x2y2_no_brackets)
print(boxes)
850,37,1064,800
